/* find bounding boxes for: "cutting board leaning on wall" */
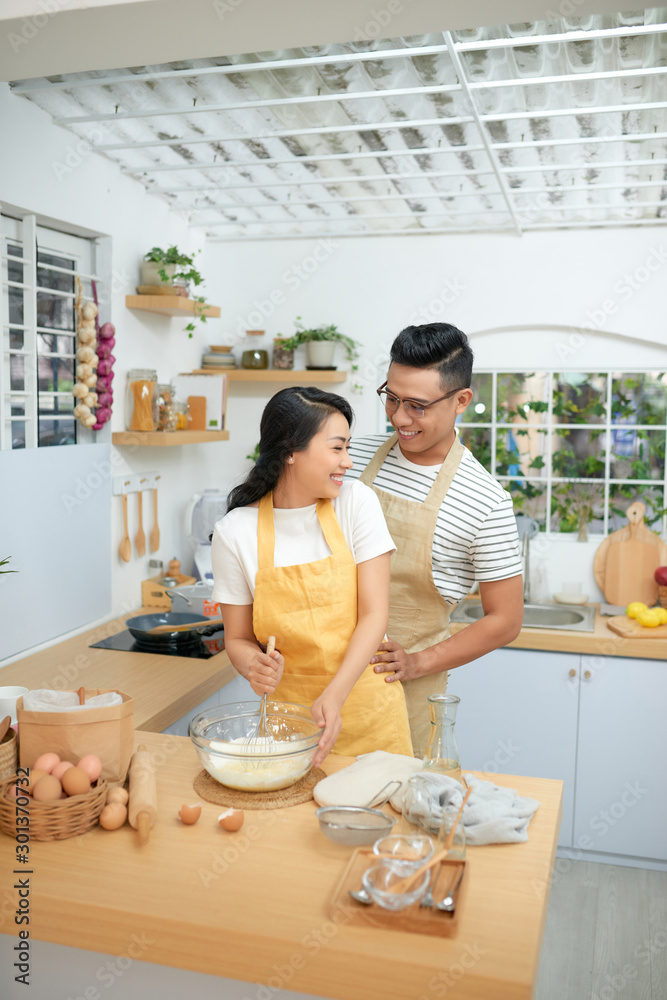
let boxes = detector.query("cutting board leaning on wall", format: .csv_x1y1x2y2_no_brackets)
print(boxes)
594,501,667,607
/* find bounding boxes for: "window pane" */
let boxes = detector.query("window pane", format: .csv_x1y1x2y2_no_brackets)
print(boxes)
38,418,76,447
611,372,667,425
465,372,492,423
552,428,606,478
9,398,25,416
458,426,491,471
553,373,606,424
8,286,23,325
609,484,665,530
496,426,548,478
37,332,76,356
497,372,549,424
610,428,665,481
551,481,604,534
10,355,25,391
37,253,75,294
39,393,74,415
37,291,74,331
9,329,24,350
500,479,547,529
11,420,26,449
37,356,75,393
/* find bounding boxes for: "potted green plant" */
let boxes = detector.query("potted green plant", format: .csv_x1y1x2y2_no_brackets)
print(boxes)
141,246,208,337
279,318,360,372
0,556,17,574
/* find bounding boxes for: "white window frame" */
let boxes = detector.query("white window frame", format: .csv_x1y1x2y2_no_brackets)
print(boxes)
1,212,102,450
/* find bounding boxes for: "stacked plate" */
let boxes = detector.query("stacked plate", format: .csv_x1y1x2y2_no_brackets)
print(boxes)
201,345,236,370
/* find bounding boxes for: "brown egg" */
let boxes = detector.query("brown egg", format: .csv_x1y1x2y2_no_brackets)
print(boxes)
77,754,102,783
61,767,91,797
179,804,202,825
27,768,48,793
51,761,75,781
218,808,244,832
33,752,61,774
33,775,63,802
106,787,129,806
99,803,127,830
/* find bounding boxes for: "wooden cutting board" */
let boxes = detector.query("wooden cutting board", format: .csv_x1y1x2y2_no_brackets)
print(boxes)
593,501,667,606
606,615,667,639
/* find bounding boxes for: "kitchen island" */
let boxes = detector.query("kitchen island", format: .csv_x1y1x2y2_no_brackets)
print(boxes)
0,731,562,1000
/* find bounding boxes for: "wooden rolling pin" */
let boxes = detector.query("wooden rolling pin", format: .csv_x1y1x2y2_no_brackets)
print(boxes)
128,744,157,845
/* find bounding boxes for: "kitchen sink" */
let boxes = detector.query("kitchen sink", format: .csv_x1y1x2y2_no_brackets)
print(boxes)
450,600,596,632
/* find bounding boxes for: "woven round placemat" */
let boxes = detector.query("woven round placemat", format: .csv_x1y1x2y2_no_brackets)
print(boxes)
193,767,326,810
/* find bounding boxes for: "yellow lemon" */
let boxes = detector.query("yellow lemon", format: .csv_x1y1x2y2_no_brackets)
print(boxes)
653,607,667,625
636,608,663,628
626,602,648,619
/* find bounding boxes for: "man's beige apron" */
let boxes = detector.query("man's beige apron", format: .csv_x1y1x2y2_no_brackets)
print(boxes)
359,433,464,757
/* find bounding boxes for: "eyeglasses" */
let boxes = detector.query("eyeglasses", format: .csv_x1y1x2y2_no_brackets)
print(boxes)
376,381,467,418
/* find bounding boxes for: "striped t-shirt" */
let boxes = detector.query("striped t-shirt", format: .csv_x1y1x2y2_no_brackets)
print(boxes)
347,435,523,606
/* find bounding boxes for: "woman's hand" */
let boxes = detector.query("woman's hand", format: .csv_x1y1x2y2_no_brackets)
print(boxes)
310,690,344,766
246,647,284,697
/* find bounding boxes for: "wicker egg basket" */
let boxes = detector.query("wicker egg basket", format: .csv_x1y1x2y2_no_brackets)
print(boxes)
0,729,18,781
0,775,108,841
659,585,667,610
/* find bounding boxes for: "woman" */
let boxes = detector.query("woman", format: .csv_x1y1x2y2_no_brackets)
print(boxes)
211,386,412,765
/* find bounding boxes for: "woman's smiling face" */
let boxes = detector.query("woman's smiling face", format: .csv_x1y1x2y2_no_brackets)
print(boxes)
280,411,353,506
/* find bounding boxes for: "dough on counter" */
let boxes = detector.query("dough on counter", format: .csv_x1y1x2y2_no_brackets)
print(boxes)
313,750,422,807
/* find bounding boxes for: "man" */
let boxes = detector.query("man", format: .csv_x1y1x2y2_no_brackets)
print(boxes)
347,322,523,757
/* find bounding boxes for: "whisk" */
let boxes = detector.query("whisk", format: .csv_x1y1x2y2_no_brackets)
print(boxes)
245,635,276,747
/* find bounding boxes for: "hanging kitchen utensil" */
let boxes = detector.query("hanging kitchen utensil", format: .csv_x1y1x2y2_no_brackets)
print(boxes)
594,501,667,607
150,486,160,553
135,491,146,558
119,495,131,563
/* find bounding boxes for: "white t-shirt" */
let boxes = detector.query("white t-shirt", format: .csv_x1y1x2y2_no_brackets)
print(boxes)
211,479,396,605
347,435,523,606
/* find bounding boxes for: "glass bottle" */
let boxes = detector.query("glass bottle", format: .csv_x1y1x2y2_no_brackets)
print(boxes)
125,368,157,432
155,382,176,431
422,694,461,783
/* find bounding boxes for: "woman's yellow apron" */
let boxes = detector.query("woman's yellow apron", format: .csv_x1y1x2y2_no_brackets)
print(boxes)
252,492,412,757
359,434,464,758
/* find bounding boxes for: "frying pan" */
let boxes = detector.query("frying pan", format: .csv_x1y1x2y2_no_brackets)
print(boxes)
125,612,223,647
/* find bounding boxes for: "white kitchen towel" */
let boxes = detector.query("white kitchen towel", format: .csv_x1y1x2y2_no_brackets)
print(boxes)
22,690,123,712
391,772,541,845
313,750,423,807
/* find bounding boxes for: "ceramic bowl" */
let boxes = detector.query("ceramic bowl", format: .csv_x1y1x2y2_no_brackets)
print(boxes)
372,834,434,874
189,701,323,792
362,863,431,910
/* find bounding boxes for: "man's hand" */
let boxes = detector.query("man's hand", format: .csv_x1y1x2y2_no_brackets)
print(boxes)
371,639,422,682
246,647,284,697
310,692,343,766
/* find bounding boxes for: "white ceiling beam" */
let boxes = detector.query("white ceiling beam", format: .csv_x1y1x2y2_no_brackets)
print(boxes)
175,189,506,209
155,167,498,193
494,131,667,150
190,207,513,227
455,22,667,50
499,157,667,174
469,65,667,90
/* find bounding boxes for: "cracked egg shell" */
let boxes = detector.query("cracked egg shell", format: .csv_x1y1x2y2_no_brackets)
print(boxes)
179,804,202,825
218,808,244,831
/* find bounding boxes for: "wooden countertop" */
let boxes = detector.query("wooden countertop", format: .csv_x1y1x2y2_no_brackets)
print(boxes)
0,610,235,733
0,731,562,1000
450,604,667,660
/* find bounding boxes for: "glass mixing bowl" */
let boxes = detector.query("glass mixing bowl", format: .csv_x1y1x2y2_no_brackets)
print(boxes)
362,864,431,911
189,701,323,792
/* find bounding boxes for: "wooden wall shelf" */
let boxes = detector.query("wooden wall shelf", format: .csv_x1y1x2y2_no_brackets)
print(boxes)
191,369,347,382
112,431,229,446
126,295,221,318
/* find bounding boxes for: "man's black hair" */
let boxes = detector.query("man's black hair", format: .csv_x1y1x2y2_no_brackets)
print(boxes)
390,323,474,388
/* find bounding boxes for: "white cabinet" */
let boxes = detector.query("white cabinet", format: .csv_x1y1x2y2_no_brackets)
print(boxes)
573,654,667,861
450,647,578,847
452,646,667,864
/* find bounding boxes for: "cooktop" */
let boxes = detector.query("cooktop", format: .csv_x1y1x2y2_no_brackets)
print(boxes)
90,628,225,659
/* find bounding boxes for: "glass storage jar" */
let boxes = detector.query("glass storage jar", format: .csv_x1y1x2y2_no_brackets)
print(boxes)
125,369,157,431
241,349,269,370
155,382,177,431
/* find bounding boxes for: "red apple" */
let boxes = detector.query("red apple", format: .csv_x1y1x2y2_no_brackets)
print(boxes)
655,566,667,585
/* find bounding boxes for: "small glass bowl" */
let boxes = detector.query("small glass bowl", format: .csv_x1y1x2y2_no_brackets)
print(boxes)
372,834,434,875
362,864,431,911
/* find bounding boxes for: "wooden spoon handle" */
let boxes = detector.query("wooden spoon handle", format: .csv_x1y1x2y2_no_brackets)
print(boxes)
392,786,472,894
149,617,224,634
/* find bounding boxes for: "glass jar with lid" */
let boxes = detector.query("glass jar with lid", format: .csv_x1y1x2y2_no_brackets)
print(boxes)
125,369,157,432
155,382,177,431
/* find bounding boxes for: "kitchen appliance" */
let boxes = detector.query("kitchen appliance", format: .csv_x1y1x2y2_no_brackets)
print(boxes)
184,489,228,582
90,624,224,659
167,580,217,617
